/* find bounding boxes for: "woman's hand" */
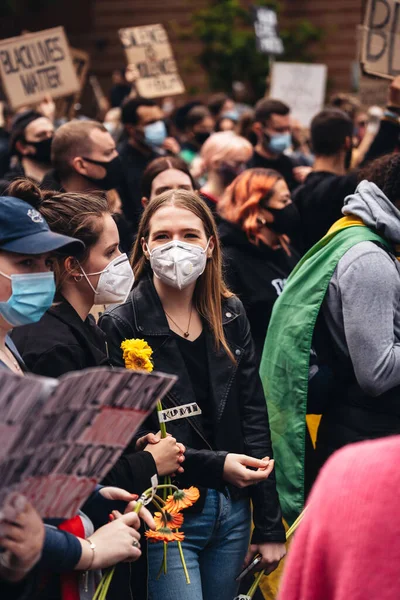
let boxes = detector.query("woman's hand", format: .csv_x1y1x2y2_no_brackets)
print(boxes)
143,434,186,476
0,494,45,582
223,454,275,488
243,542,286,576
77,510,154,570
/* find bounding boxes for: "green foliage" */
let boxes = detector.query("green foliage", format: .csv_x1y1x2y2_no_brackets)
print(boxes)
188,0,323,99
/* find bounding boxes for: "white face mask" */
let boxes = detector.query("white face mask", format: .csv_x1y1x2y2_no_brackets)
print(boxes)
79,253,134,304
147,240,210,290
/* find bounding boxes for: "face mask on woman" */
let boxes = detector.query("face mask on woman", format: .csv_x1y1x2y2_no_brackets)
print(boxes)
264,203,302,238
0,271,56,327
78,253,134,304
217,163,246,187
147,240,210,290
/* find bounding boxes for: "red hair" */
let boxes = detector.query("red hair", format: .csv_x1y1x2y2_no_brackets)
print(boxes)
218,168,282,244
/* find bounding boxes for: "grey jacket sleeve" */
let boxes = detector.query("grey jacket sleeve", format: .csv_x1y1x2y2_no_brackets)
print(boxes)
336,245,400,397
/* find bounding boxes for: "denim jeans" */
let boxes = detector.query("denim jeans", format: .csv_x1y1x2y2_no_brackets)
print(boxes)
148,488,251,600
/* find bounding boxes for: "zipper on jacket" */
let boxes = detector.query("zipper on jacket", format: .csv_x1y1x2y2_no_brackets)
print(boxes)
165,392,213,451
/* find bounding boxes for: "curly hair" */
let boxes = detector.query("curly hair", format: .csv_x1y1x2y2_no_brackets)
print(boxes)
358,154,400,205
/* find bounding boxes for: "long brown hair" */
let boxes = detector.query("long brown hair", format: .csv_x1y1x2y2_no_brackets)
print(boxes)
7,178,109,289
131,189,235,362
218,168,282,244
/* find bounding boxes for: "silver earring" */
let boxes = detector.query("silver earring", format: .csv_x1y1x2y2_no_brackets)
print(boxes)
74,274,83,282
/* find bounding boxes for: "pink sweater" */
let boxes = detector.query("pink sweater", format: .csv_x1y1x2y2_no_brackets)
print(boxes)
278,435,400,600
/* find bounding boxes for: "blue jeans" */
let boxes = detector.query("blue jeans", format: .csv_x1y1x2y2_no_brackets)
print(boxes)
147,489,251,600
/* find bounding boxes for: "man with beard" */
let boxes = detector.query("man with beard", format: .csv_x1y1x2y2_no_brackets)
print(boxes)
248,99,297,191
6,110,54,184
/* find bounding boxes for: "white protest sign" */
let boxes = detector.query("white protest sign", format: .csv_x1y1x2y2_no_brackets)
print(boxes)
252,6,284,55
158,402,202,424
0,27,80,110
270,62,327,127
0,367,176,518
119,24,185,98
361,0,400,79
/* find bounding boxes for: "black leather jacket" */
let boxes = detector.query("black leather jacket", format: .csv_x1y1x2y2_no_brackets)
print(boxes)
99,275,285,544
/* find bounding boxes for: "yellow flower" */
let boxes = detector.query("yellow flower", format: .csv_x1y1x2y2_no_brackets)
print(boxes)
121,339,154,372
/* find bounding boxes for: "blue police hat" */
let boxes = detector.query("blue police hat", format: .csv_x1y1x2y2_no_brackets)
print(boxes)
0,196,85,255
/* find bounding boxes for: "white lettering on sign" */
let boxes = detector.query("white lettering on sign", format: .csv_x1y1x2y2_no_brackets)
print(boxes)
158,402,202,424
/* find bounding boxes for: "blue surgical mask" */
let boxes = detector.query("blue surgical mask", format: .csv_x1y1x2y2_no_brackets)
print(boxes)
267,132,292,154
144,120,167,148
0,271,56,327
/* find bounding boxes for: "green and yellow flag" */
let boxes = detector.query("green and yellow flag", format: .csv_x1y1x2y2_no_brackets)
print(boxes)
259,217,391,526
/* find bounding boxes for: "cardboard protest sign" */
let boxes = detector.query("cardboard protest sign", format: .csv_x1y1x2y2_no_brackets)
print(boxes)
0,367,176,518
361,0,400,79
0,27,80,110
252,6,284,55
119,24,185,98
270,62,327,127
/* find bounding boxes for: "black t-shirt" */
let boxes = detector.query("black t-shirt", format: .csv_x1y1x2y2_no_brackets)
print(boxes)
172,329,214,445
293,171,358,253
247,150,297,191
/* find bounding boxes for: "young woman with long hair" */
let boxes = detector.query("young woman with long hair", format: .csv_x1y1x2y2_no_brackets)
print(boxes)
218,168,300,363
99,189,286,600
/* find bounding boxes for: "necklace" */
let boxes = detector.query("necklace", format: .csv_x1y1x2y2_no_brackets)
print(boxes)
164,306,193,338
0,348,22,373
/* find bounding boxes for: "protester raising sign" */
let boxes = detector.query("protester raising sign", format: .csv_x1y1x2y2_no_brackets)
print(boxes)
0,367,176,519
0,27,80,110
361,0,400,79
251,6,284,55
119,23,185,98
270,62,327,127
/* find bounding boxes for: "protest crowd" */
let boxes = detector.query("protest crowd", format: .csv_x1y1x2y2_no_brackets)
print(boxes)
1,5,400,600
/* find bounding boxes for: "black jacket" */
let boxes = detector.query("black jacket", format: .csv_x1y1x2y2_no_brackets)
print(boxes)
247,150,298,191
293,171,358,253
99,274,285,544
219,219,299,364
11,298,109,377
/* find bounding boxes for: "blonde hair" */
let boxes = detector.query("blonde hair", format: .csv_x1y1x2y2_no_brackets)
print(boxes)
191,131,253,178
131,189,235,362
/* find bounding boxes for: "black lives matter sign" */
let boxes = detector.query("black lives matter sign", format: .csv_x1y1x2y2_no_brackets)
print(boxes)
361,0,400,78
119,24,185,98
0,27,80,109
252,6,284,55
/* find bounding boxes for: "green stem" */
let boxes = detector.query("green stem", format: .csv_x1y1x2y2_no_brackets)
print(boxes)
177,540,190,584
156,400,168,438
163,541,168,574
151,498,165,513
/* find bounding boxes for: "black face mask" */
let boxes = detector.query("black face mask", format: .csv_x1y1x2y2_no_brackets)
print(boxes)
264,203,301,238
194,131,211,146
81,155,124,191
25,137,53,164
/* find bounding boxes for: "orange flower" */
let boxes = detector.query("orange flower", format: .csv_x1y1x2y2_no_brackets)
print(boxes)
163,487,200,514
154,510,184,530
145,527,185,543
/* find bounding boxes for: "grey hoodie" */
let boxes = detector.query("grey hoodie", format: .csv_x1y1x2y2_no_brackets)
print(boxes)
322,180,400,397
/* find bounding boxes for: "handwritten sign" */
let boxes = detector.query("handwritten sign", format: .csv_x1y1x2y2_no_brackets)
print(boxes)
252,6,284,55
0,367,176,518
361,0,400,79
270,62,328,127
0,27,80,110
119,24,185,98
158,402,202,424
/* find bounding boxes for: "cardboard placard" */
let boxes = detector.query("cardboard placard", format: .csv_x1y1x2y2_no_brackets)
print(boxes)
0,27,80,110
270,62,328,127
119,24,185,98
361,0,400,79
56,47,90,119
0,367,176,519
252,6,284,55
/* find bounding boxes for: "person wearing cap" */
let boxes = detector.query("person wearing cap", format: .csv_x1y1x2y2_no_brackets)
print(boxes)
5,110,54,184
